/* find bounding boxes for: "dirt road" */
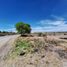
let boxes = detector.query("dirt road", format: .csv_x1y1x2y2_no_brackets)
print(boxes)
0,35,19,61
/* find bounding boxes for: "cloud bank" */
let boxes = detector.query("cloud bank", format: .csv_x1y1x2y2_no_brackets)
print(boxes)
32,15,67,32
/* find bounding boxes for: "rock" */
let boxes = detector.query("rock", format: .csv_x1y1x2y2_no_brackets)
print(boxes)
41,55,45,58
34,48,38,52
20,51,25,56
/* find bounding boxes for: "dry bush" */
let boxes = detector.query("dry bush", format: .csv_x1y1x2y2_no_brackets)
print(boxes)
44,38,59,46
38,32,43,36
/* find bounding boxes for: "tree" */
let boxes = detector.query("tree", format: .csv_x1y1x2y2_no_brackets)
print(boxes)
24,24,31,33
15,22,31,34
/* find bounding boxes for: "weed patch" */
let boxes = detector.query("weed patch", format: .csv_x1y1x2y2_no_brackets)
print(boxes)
8,39,32,59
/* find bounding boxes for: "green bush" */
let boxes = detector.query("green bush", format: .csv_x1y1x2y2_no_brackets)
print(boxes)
15,22,31,35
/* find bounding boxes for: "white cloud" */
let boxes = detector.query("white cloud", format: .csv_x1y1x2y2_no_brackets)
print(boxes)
6,28,16,32
0,28,16,32
32,15,67,32
51,15,64,21
40,20,64,26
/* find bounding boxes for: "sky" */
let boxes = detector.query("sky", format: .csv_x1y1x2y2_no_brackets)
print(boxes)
0,0,67,32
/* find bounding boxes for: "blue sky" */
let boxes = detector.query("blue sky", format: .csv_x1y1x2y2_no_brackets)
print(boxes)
0,0,67,32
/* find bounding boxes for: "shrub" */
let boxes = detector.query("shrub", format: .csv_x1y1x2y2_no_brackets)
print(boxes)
38,32,43,36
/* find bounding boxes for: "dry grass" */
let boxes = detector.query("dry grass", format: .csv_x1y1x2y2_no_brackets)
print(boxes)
2,35,67,67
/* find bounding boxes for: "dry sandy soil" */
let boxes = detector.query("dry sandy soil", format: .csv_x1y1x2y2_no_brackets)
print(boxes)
0,35,67,67
0,35,19,66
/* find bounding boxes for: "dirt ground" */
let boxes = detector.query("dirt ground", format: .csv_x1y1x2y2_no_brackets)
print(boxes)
1,35,67,67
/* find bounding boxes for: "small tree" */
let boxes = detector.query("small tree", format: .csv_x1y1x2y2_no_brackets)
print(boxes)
15,22,31,35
